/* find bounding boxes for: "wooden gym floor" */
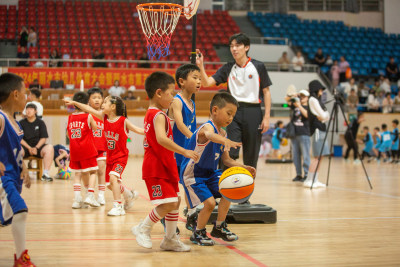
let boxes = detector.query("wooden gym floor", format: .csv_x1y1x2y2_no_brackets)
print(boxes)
1,157,399,266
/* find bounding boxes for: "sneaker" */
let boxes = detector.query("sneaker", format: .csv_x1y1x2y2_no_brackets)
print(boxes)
303,178,326,188
97,194,106,205
353,159,361,165
160,218,181,235
41,173,53,182
185,211,198,231
72,200,82,209
301,175,308,182
160,234,191,252
132,221,152,249
292,175,303,182
238,200,251,205
13,249,36,267
182,207,188,217
190,228,215,246
107,203,126,216
124,190,139,210
84,194,100,207
211,221,238,242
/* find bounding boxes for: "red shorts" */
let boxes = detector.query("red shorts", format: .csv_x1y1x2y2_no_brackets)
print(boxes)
96,151,107,161
144,177,180,205
106,162,126,185
69,157,98,172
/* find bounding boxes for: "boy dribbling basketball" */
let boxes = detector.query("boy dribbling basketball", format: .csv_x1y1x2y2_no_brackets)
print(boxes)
131,71,199,252
181,92,256,246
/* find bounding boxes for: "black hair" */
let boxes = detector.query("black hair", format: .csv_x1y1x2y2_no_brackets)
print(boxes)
108,96,127,117
209,91,239,113
145,71,175,99
0,73,24,104
72,91,89,111
382,124,387,130
25,103,37,110
276,120,283,128
175,64,200,89
87,87,103,98
229,33,250,55
374,127,380,131
363,126,369,130
393,119,399,125
30,88,41,98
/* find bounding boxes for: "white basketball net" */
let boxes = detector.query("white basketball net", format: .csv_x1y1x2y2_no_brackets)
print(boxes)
137,4,182,60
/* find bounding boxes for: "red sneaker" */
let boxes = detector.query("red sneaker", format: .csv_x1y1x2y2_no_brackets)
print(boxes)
13,250,36,267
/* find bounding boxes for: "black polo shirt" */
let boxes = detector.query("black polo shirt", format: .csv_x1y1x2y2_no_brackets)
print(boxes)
19,118,49,147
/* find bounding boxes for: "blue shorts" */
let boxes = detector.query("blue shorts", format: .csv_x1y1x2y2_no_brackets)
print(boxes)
379,143,391,153
272,139,280,150
184,170,222,209
0,176,28,226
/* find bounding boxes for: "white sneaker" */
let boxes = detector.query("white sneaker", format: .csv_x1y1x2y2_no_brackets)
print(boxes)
303,178,326,188
107,203,126,216
160,234,191,252
72,199,82,209
84,194,100,207
353,159,361,165
124,190,139,210
132,222,152,249
98,194,106,205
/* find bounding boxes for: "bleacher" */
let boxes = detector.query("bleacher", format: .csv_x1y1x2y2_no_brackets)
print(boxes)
248,12,400,78
0,0,240,68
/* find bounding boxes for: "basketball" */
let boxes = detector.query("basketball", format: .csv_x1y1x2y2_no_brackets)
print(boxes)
281,138,288,146
58,166,71,180
218,167,254,203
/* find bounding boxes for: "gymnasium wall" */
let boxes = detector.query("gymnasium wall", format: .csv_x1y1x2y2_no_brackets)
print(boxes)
383,0,400,34
248,44,294,62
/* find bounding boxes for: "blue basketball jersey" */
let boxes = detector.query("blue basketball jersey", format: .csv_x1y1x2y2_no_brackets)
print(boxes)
0,110,24,182
391,128,399,150
381,131,392,147
181,120,224,186
172,93,196,167
374,134,381,149
363,132,374,153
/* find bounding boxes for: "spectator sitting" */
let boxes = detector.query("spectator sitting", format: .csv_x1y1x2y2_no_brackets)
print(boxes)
53,144,70,179
29,79,43,90
292,51,304,72
347,89,359,113
108,80,125,97
382,92,394,113
341,78,358,98
62,52,70,60
357,80,369,104
92,80,103,90
138,52,150,68
379,78,391,94
338,56,350,83
19,103,54,181
367,90,380,112
330,60,340,88
49,49,61,67
23,88,44,118
371,79,380,92
16,46,29,67
27,27,37,49
93,50,106,68
394,91,400,112
386,57,398,82
325,55,333,67
123,90,137,100
376,90,385,106
19,26,28,48
313,48,325,67
278,52,290,71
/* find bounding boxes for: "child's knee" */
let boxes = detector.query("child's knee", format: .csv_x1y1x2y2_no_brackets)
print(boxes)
203,198,216,211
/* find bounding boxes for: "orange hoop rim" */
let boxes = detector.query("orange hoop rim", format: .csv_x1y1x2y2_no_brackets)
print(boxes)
136,2,193,17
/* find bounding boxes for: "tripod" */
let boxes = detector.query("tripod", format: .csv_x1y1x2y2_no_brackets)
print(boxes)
310,95,373,189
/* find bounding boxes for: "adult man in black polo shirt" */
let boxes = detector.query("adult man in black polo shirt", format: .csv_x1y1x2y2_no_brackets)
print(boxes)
20,103,54,181
196,33,272,170
386,57,398,82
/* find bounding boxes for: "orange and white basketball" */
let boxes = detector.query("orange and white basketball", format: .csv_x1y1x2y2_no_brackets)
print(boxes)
219,167,254,203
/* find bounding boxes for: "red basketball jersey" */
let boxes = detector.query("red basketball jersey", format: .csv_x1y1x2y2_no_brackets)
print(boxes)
92,116,107,152
142,107,179,181
67,113,97,161
104,115,129,164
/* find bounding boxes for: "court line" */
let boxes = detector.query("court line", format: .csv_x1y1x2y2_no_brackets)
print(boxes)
278,216,400,222
328,185,400,200
0,237,185,242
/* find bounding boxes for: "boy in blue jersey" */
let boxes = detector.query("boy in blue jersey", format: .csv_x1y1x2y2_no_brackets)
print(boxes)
372,127,381,158
181,92,256,246
168,64,201,230
359,126,374,161
377,124,391,163
390,119,399,163
0,73,36,266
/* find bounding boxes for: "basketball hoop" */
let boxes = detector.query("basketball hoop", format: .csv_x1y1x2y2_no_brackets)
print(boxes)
136,1,199,60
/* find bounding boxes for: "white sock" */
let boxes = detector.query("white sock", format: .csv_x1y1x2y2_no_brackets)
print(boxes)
98,185,105,196
73,184,81,199
43,169,48,175
187,208,197,217
12,212,27,259
143,208,161,229
165,210,179,239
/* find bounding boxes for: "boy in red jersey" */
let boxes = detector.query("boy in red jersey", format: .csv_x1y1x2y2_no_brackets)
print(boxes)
64,96,144,216
87,87,107,205
67,92,100,209
131,71,199,252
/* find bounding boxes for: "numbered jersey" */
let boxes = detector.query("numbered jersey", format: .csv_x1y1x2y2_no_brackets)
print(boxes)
103,115,129,164
142,107,179,181
67,113,97,161
92,116,107,152
181,120,224,186
0,110,24,183
171,93,196,167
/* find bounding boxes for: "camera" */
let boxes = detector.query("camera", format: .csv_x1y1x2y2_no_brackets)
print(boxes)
290,97,300,104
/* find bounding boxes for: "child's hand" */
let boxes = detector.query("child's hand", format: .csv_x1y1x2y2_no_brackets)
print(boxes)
21,168,31,188
63,98,74,105
184,149,200,162
0,161,5,177
243,165,256,178
224,140,242,152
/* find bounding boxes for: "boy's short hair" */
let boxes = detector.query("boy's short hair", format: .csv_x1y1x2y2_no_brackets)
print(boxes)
229,33,250,48
25,103,37,110
145,71,175,99
363,126,369,130
30,88,41,98
374,127,380,131
87,87,103,98
276,120,283,128
0,73,24,104
382,123,387,130
175,64,200,89
73,91,89,111
393,119,399,125
209,92,239,113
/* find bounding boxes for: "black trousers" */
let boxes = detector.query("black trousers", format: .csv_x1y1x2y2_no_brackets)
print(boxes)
344,133,359,160
226,104,263,169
